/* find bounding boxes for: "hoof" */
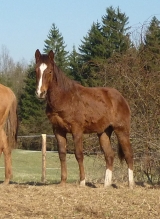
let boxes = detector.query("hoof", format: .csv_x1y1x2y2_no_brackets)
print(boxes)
80,179,85,187
58,181,66,187
129,181,135,189
0,180,10,186
104,183,112,189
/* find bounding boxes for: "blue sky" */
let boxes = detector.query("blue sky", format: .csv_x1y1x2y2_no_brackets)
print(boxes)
0,0,160,63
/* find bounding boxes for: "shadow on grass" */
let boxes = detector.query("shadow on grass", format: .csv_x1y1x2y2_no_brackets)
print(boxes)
2,180,159,189
0,180,59,186
0,180,98,188
86,182,97,188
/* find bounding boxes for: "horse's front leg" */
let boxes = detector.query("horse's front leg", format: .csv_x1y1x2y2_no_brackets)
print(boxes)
55,129,67,186
72,132,85,186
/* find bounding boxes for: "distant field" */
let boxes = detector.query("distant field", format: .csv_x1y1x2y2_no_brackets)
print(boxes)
0,149,107,184
0,149,156,185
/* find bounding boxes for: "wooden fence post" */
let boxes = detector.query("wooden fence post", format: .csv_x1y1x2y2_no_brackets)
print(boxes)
41,134,46,183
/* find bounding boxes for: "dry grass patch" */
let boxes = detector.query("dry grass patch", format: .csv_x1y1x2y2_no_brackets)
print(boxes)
0,149,160,218
0,183,159,219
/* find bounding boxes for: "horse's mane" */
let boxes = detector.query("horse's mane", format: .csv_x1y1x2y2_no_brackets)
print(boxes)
53,63,79,92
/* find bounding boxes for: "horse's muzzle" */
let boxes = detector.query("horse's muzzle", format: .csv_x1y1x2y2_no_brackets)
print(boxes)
35,91,46,99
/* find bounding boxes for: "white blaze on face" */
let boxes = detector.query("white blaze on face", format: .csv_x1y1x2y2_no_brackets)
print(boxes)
37,63,47,97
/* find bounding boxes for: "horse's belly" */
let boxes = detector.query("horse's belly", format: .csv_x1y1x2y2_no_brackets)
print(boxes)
83,118,110,134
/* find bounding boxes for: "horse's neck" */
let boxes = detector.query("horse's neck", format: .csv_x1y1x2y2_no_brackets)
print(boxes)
47,79,70,111
47,66,78,109
48,80,62,100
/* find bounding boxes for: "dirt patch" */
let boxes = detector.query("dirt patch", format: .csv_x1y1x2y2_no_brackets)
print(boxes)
0,183,159,219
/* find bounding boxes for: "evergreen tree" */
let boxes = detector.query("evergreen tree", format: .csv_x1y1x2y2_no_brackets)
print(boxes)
78,22,106,86
141,16,160,72
43,23,69,72
102,6,131,57
144,16,160,50
79,21,104,62
78,7,131,86
68,45,82,82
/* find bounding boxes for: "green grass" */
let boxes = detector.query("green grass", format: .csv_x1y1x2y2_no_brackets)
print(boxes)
0,149,106,184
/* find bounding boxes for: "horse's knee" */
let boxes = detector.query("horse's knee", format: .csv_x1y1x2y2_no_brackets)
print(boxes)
58,150,66,162
73,135,83,162
58,141,67,161
75,150,83,162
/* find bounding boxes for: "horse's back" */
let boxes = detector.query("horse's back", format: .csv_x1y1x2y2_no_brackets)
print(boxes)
79,85,130,116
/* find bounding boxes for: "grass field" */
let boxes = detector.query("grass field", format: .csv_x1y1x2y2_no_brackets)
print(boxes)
0,149,106,184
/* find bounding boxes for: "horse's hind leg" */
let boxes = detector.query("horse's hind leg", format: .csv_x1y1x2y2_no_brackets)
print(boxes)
114,128,134,189
98,127,114,187
1,129,12,185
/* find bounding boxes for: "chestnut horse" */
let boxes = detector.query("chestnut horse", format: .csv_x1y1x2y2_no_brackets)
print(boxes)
0,84,18,184
35,49,134,188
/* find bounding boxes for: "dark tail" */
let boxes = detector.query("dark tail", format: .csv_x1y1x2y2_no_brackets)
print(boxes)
6,97,18,149
118,142,125,163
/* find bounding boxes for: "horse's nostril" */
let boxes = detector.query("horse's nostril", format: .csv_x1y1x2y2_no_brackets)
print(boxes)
35,90,46,99
42,91,46,96
35,91,40,97
40,91,46,99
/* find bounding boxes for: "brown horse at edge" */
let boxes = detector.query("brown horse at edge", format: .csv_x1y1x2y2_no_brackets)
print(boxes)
35,49,134,188
0,84,18,184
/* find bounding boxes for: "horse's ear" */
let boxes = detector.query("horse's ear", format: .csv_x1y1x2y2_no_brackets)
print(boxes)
35,49,41,63
48,50,54,61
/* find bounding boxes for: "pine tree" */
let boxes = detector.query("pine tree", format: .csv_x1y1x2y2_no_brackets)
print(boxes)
43,23,69,72
141,16,160,72
68,45,81,81
79,21,104,62
78,7,131,86
145,16,160,49
102,6,131,57
78,22,106,86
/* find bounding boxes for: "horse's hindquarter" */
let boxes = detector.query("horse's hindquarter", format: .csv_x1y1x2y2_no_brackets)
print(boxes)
105,87,131,129
79,86,130,133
